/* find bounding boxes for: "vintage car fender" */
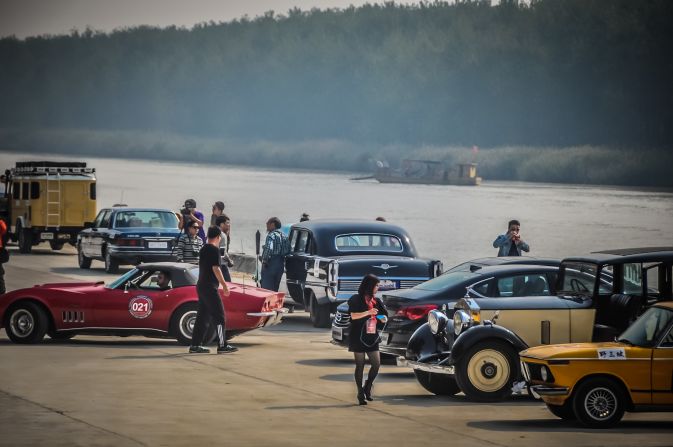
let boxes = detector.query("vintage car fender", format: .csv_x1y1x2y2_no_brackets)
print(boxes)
406,322,448,361
0,293,52,324
450,324,528,363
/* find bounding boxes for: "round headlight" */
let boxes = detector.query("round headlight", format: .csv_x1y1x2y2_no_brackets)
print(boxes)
428,310,448,335
453,310,471,336
540,365,549,382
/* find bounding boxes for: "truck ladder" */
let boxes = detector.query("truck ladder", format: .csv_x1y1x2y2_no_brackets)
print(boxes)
45,172,62,229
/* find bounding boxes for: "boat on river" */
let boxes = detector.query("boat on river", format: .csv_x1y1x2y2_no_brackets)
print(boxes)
374,159,481,186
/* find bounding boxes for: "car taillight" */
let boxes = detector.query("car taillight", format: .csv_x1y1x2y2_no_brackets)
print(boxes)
116,239,141,246
395,304,438,321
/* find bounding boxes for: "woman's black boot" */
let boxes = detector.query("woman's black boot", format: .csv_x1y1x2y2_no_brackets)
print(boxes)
363,379,373,401
357,386,367,405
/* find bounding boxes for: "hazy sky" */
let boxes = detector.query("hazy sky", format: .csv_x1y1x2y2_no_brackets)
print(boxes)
0,0,421,38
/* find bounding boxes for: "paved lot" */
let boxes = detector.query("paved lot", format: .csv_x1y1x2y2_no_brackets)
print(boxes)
1,245,672,446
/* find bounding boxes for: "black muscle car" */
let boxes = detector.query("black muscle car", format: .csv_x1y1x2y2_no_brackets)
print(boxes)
77,207,181,273
285,219,442,328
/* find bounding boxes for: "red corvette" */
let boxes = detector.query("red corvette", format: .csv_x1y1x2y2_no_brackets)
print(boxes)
0,262,286,345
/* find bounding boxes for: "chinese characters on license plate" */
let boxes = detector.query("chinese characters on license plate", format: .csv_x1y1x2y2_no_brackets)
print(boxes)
332,327,343,341
378,280,397,290
380,332,390,344
148,241,168,249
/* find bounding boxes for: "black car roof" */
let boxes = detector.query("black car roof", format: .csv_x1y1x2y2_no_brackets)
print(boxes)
471,264,560,276
137,262,197,272
464,256,560,268
290,219,410,235
564,247,673,265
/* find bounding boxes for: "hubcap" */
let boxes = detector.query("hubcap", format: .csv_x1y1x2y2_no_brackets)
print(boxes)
10,309,35,338
467,349,510,393
179,311,197,340
584,387,617,421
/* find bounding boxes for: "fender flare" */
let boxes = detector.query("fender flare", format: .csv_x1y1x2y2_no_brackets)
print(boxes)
406,322,444,361
451,324,528,363
15,216,27,231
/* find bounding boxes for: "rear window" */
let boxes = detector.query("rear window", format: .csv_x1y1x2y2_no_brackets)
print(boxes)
416,271,480,292
114,211,178,228
335,233,402,252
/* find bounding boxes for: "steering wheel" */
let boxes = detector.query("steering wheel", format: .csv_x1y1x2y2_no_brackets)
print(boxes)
570,278,589,292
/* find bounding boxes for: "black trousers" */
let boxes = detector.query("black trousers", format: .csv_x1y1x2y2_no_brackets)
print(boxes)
191,284,226,347
220,264,232,282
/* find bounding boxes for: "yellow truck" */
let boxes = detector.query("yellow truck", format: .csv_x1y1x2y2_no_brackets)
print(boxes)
0,161,97,253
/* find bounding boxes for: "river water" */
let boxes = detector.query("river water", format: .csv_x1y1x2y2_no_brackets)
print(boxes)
2,151,672,267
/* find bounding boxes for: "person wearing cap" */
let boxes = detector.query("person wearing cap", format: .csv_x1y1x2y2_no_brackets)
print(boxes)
178,199,205,243
175,220,204,264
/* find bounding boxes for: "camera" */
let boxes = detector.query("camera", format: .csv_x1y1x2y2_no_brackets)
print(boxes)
180,207,192,215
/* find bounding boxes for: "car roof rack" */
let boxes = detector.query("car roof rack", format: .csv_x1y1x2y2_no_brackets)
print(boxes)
12,161,95,175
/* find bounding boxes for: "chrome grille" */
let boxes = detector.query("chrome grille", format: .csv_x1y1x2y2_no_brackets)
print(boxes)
338,280,361,291
399,280,425,289
333,310,350,327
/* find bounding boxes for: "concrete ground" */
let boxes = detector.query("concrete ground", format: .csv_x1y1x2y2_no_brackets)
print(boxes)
0,244,671,446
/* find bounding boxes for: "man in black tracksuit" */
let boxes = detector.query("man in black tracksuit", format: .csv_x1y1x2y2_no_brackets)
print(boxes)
189,226,238,354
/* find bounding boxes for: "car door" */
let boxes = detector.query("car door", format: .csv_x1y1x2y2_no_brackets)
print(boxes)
91,270,173,330
285,229,311,303
81,209,105,257
91,209,112,258
652,320,673,405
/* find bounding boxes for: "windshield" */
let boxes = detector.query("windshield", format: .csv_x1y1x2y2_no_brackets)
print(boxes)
415,271,480,292
335,233,403,252
618,306,673,347
114,211,178,229
106,268,139,289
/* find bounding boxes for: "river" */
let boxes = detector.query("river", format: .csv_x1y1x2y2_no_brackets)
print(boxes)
2,151,672,267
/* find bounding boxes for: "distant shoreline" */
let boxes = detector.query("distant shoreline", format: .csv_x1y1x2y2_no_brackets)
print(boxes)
1,128,672,188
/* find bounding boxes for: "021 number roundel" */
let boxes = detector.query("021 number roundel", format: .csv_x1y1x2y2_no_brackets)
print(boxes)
129,295,153,319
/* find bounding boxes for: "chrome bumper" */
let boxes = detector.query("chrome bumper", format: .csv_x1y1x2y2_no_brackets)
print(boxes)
247,308,288,327
397,358,455,375
530,385,570,396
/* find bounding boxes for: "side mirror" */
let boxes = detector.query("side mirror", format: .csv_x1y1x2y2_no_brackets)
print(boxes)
124,282,129,293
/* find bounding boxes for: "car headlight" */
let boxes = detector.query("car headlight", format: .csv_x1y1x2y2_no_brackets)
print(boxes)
428,310,448,335
453,310,471,336
540,365,549,382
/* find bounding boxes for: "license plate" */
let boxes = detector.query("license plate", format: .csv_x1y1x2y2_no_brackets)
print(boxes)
380,332,390,344
148,241,168,249
379,279,397,290
41,232,54,240
332,327,343,341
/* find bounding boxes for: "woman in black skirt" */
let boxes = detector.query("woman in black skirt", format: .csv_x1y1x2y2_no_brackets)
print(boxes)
348,274,388,405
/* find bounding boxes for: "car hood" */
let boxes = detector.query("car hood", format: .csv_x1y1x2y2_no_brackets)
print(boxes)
521,342,630,360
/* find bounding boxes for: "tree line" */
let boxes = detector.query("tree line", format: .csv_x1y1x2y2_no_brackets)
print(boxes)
1,0,672,154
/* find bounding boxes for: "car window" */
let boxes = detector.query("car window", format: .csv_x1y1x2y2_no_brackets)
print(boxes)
561,263,598,294
335,233,402,252
660,326,673,348
622,263,643,295
289,230,299,252
114,211,178,228
99,210,112,228
496,274,550,297
296,231,309,253
92,209,108,228
416,271,480,292
138,271,172,290
467,279,493,297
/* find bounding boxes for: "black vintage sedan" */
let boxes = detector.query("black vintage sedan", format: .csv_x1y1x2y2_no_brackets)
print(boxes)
285,219,442,328
331,257,560,356
77,207,181,273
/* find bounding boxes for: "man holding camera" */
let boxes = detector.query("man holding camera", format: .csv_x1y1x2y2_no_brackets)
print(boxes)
215,214,234,282
178,199,205,243
493,219,530,257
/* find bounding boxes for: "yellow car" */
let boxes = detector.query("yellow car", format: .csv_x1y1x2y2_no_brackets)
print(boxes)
520,301,673,428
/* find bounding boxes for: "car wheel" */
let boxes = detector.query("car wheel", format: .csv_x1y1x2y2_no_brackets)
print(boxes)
78,245,92,269
104,249,119,273
572,378,625,428
309,293,331,328
170,303,216,346
17,223,33,254
4,302,48,344
414,370,460,396
49,241,64,251
48,330,75,341
455,340,518,402
546,402,576,420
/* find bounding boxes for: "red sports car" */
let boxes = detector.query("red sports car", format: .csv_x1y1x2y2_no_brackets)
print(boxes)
0,262,286,345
